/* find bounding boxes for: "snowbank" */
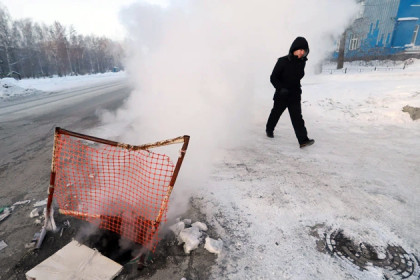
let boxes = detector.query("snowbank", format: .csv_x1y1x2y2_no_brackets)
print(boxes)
0,78,37,100
0,72,126,101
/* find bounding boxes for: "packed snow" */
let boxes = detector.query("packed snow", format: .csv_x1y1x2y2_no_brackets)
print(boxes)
192,59,420,279
1,60,419,279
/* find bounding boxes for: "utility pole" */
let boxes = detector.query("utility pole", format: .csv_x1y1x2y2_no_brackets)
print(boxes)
337,30,347,69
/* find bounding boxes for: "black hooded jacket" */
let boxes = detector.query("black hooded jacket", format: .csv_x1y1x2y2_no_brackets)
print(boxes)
270,37,309,98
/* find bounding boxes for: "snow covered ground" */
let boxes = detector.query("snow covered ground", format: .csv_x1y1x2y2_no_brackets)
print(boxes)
194,60,420,279
1,60,419,279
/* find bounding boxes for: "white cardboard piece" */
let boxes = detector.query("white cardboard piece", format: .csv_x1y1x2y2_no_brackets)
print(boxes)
25,240,122,280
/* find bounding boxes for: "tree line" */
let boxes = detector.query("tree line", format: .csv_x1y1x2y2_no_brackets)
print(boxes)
0,5,124,79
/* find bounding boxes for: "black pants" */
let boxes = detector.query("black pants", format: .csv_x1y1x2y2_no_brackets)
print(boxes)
266,94,308,144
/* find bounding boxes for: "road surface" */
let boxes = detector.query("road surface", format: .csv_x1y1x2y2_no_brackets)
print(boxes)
0,80,131,278
0,79,216,280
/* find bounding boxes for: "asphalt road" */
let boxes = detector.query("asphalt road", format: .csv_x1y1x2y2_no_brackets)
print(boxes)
0,79,216,280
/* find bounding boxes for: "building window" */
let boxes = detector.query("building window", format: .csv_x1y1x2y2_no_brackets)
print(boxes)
349,34,359,50
412,25,419,45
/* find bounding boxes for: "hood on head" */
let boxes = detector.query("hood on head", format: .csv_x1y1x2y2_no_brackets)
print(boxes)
289,36,309,58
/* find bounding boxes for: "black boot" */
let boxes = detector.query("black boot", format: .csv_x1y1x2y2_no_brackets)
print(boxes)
299,138,314,148
266,131,274,138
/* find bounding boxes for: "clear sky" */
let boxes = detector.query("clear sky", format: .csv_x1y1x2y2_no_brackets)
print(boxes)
0,0,168,41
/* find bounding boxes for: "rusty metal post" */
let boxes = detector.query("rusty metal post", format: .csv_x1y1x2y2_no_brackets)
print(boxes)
155,135,190,225
36,127,60,249
46,127,60,219
57,127,185,151
137,135,190,268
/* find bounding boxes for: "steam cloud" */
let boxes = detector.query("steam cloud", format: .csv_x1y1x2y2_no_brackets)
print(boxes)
97,0,358,219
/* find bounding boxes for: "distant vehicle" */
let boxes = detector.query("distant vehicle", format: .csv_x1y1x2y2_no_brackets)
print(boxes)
112,67,120,72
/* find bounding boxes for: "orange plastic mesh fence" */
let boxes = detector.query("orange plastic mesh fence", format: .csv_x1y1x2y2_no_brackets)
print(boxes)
53,132,175,252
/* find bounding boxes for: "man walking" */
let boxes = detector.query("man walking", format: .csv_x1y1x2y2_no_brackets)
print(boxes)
265,36,314,148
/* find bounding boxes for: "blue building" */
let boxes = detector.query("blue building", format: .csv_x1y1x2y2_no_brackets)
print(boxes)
336,0,420,60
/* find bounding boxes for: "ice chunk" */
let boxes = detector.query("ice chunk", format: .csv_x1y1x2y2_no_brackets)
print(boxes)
30,208,40,218
179,226,202,254
33,198,47,207
183,219,192,226
192,221,208,231
204,237,223,255
13,199,31,206
169,221,185,236
0,240,7,251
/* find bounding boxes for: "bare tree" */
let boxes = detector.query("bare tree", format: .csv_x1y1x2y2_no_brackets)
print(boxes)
33,23,47,76
0,5,12,74
50,22,71,76
0,5,125,79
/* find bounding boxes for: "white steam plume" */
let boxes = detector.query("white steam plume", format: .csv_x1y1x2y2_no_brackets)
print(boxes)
97,0,358,219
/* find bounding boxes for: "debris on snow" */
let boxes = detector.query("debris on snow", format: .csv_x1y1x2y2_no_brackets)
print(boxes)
192,221,208,231
169,221,185,237
0,207,12,222
43,207,57,231
25,242,36,249
60,220,71,237
170,219,221,255
204,237,223,255
26,240,123,280
25,231,41,250
1,200,32,223
1,201,32,223
63,220,71,228
13,199,31,206
179,226,202,254
35,208,57,249
183,219,192,226
30,208,40,218
0,240,7,251
32,232,41,243
33,198,47,207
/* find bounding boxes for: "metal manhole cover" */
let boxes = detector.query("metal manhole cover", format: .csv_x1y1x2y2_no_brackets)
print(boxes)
325,229,419,279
